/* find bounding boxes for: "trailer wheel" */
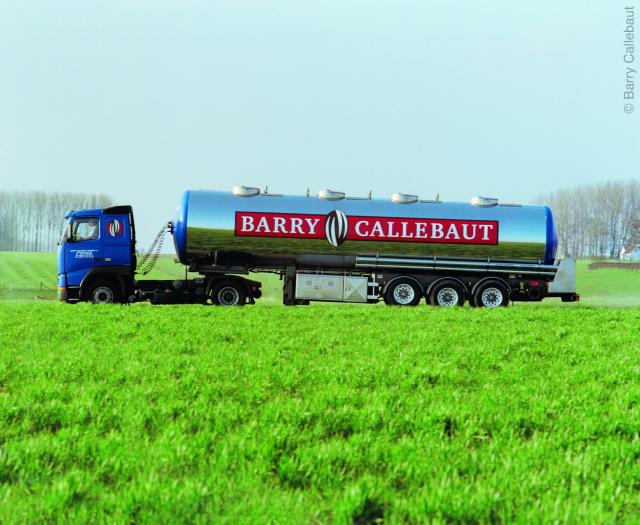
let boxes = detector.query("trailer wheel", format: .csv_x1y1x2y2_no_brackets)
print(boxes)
384,278,421,306
472,281,509,308
87,279,120,304
208,280,247,306
428,280,465,307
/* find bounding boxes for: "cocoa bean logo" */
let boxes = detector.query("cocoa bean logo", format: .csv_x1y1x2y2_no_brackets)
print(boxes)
325,210,348,247
107,220,122,236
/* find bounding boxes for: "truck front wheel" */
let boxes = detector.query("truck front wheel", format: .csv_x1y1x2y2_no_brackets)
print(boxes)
208,280,247,306
87,280,120,304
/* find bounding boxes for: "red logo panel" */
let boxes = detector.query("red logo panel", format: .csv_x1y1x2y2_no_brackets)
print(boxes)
235,211,498,245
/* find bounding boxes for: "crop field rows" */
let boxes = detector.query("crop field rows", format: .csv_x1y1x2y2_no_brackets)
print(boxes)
1,252,640,523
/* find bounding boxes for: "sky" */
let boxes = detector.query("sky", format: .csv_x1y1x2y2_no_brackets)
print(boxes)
0,0,638,247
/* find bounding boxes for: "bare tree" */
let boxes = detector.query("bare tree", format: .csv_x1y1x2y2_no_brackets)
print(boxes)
0,191,113,252
534,180,640,258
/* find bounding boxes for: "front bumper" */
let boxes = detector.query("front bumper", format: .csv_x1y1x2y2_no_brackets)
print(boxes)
58,286,80,302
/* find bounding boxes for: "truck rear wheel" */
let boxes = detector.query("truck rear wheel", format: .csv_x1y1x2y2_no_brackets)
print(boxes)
384,278,421,306
87,279,120,304
428,280,465,307
472,281,509,308
208,280,247,306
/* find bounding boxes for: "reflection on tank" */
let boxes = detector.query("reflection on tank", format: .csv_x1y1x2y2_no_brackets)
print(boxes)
187,227,546,261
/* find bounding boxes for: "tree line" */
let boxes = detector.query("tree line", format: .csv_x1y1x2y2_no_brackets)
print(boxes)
1,183,638,258
0,191,113,252
534,180,640,258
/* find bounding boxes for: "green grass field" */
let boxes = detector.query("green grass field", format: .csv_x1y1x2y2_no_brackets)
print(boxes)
1,304,640,523
1,252,640,523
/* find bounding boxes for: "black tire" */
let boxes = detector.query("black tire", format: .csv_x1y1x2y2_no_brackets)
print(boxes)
383,278,422,306
86,279,120,304
428,280,465,307
471,281,509,308
208,280,247,306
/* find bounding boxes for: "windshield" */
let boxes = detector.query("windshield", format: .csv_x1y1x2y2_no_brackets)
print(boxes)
71,218,99,242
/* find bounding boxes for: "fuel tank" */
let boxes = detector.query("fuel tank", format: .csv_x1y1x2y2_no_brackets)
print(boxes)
172,189,557,265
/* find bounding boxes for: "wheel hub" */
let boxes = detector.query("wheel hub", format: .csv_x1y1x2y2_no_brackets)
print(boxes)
218,286,240,306
93,286,114,304
436,287,459,307
393,284,415,305
481,287,503,308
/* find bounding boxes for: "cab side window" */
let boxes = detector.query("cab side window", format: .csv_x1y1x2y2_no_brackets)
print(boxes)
71,218,100,242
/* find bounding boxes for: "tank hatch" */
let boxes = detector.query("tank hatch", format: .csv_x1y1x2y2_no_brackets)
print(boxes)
469,196,499,207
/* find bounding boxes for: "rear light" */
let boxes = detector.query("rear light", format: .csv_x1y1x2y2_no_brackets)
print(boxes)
530,280,539,287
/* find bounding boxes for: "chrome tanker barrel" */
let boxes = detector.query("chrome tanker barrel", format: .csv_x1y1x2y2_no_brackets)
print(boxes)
172,188,557,265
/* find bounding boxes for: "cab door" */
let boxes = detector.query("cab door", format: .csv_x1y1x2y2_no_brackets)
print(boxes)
101,214,132,270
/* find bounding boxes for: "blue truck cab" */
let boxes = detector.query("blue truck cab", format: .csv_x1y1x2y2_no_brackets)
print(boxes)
57,203,261,305
57,206,136,303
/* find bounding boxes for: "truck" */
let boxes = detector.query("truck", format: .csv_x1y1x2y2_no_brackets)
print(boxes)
57,187,579,307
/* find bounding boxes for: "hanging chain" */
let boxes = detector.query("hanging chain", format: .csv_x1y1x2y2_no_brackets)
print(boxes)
136,226,167,276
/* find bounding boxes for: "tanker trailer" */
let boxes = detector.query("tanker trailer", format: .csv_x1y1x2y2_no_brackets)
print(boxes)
57,187,578,306
173,187,578,307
